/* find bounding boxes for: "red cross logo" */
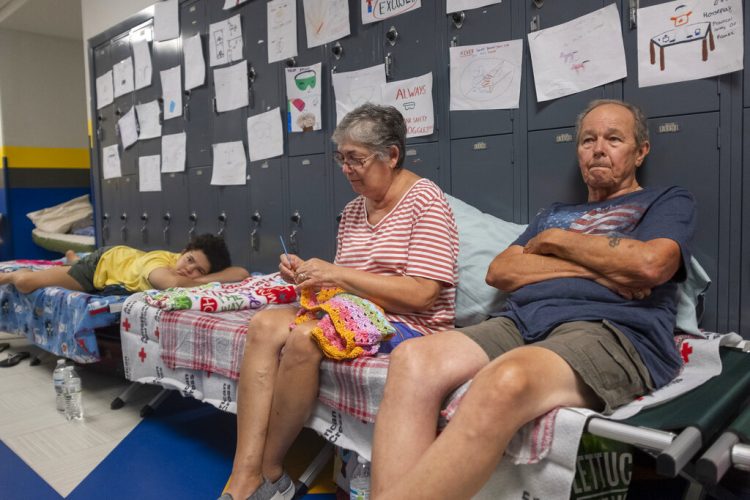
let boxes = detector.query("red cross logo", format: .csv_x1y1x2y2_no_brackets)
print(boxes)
122,318,131,331
681,342,693,363
138,347,147,363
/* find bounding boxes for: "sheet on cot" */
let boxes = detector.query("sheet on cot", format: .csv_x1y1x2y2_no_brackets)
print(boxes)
120,288,750,499
0,259,127,363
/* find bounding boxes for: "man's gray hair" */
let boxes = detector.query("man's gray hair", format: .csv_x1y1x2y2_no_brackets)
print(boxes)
332,103,407,168
575,99,650,148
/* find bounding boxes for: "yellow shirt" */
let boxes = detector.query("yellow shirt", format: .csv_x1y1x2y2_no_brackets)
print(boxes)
93,246,180,292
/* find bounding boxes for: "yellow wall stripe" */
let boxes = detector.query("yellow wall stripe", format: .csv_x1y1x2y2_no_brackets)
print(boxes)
0,146,90,169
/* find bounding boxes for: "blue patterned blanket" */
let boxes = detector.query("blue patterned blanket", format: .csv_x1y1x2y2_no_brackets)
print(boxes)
0,259,128,363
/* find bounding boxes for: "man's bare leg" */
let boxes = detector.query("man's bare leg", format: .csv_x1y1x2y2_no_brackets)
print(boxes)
373,346,600,500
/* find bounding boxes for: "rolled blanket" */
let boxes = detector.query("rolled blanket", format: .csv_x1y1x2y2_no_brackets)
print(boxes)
294,287,395,360
143,272,297,312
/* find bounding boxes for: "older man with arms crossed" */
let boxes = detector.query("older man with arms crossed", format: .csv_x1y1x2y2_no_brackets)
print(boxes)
371,99,696,499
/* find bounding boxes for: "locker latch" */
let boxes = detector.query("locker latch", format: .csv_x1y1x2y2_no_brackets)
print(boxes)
250,211,261,251
451,11,465,30
385,26,399,46
629,0,639,29
140,212,149,237
332,41,343,60
184,90,191,121
290,210,302,254
102,212,110,242
163,211,171,244
188,211,198,241
248,65,256,108
120,212,128,240
217,211,227,237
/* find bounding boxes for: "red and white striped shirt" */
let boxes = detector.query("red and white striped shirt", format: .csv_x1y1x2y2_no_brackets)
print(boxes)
335,178,458,335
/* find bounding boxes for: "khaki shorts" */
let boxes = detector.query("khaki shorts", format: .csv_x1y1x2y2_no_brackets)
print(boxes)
67,246,111,293
460,317,654,414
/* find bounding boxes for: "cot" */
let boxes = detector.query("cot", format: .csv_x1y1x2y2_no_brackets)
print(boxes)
0,258,126,364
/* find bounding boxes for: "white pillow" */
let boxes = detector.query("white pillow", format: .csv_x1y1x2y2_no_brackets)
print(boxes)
446,195,710,333
446,195,526,327
26,194,93,234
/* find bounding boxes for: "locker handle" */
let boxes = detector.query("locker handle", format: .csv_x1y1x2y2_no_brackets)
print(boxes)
184,90,191,121
213,97,218,115
102,212,110,241
290,210,302,225
157,98,164,125
188,211,197,241
336,212,343,223
140,212,149,234
163,211,171,243
451,11,465,30
289,229,299,254
120,212,128,240
532,0,543,8
385,26,399,46
629,0,638,29
285,57,296,68
217,211,227,237
251,211,261,223
250,228,259,251
248,66,257,83
385,52,393,79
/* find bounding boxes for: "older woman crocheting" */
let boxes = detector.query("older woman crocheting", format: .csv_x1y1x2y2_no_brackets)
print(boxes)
220,104,459,500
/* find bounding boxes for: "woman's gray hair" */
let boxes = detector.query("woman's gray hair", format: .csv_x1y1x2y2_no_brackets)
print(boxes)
575,99,650,148
332,103,407,168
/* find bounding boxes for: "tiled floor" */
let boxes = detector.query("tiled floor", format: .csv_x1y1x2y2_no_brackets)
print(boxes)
0,332,337,499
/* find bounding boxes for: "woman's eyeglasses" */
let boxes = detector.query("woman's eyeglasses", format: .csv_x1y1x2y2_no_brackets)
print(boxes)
333,151,378,169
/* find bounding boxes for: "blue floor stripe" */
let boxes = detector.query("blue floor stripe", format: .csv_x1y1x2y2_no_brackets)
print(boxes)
0,440,61,499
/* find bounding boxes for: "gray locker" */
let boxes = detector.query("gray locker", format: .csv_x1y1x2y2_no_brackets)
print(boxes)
99,178,120,246
93,42,117,149
248,159,285,273
216,184,251,270
642,113,721,331
207,3,247,150
742,109,750,333
447,1,514,139
525,0,613,131
111,33,138,176
402,142,440,184
621,0,720,117
181,0,213,167
287,154,333,260
286,0,328,157
451,134,514,221
186,167,220,240
118,175,140,246
381,0,440,144
242,0,281,115
527,128,586,217
161,172,189,251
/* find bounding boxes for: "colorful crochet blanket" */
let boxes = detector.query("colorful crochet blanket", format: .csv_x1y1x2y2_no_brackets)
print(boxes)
143,273,297,312
294,287,395,360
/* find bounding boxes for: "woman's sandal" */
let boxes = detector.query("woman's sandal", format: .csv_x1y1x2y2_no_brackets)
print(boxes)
0,351,31,367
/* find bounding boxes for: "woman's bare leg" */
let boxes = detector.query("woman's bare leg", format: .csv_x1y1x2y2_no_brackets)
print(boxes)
261,321,322,482
225,306,297,499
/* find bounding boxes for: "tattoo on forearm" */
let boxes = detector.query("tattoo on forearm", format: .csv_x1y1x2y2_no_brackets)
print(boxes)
608,232,621,248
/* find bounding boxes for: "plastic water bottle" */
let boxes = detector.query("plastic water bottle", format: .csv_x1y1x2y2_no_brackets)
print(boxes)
62,366,84,421
349,454,370,500
52,359,67,412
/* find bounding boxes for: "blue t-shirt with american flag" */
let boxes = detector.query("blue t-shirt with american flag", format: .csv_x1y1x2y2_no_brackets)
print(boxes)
500,186,696,389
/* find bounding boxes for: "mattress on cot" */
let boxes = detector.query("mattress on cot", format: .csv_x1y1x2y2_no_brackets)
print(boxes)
31,228,96,254
0,259,127,363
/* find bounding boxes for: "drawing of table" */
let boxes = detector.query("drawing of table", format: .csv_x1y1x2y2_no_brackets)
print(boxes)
649,22,714,71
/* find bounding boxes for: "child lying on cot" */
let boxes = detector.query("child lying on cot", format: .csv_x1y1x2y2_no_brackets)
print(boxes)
0,233,249,294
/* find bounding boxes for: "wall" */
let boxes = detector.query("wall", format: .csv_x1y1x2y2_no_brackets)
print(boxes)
0,27,90,259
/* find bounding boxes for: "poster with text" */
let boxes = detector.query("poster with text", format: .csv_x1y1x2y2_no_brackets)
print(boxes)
285,63,322,132
637,0,743,88
362,0,421,24
528,3,626,102
381,72,434,138
332,64,386,124
450,39,523,110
